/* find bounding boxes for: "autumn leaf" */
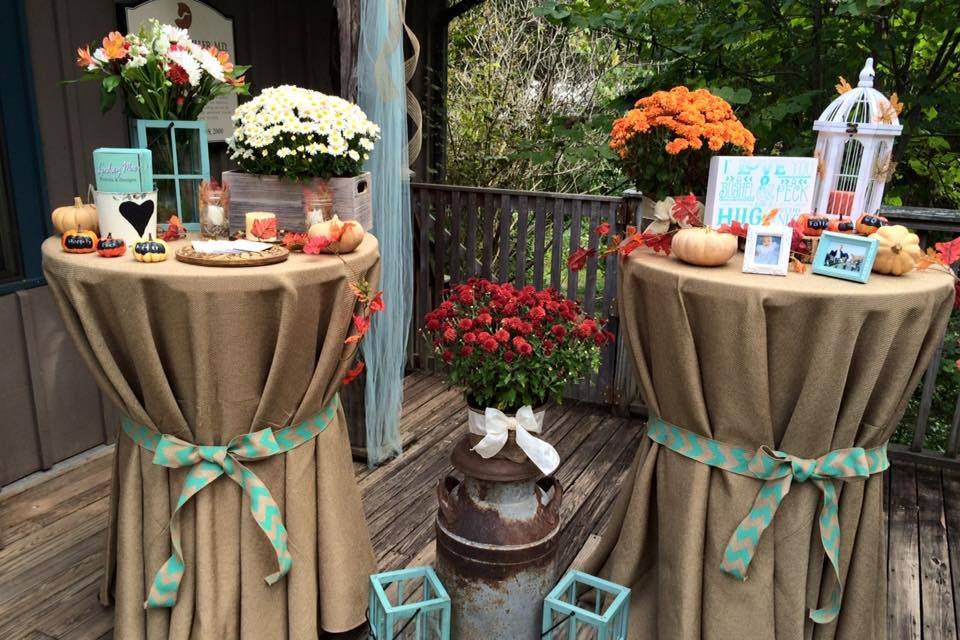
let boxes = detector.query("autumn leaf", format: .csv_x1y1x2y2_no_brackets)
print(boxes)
369,290,385,313
281,232,309,251
671,193,702,227
595,222,611,236
717,220,749,238
642,231,672,255
760,208,779,226
916,247,944,271
935,236,960,266
350,280,372,303
890,93,904,115
160,215,186,241
342,360,365,385
567,247,597,271
303,234,333,254
835,76,852,94
618,233,644,257
251,217,277,240
790,257,807,273
344,314,371,344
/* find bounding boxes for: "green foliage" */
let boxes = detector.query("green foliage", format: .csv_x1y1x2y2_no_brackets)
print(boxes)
448,0,960,206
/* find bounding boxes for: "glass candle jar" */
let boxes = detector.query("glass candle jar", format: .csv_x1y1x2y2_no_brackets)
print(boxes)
304,183,334,230
200,181,230,239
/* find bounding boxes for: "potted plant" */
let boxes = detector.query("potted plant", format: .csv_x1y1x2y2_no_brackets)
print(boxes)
423,278,612,473
610,86,755,227
71,20,250,224
224,85,380,233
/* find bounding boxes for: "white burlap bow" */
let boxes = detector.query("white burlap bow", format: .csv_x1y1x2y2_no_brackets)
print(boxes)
468,406,560,476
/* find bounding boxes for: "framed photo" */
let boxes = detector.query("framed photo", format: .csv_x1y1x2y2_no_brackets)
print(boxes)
812,232,878,284
743,225,792,276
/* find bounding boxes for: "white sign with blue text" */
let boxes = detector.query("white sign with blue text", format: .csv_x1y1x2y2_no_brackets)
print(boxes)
704,156,818,228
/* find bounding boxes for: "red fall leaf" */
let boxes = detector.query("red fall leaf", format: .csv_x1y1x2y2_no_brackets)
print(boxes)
342,360,365,385
303,234,333,254
716,220,749,238
671,193,701,226
567,247,597,271
935,236,960,266
641,231,673,255
369,291,385,313
250,217,278,240
344,314,371,344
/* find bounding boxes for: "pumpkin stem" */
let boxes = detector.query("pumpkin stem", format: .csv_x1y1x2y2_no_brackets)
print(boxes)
73,196,83,208
892,244,902,254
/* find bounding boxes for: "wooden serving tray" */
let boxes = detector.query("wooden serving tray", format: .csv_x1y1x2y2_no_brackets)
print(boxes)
175,244,290,267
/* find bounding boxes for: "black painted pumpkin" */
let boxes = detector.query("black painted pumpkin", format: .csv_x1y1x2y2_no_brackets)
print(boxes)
61,226,98,253
133,234,169,263
96,233,126,258
797,214,830,237
856,214,888,236
827,219,855,234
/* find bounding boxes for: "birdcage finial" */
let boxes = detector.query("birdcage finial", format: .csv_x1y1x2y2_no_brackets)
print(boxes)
858,58,875,88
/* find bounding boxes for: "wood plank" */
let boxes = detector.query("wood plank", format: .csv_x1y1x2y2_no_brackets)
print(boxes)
916,464,957,639
914,341,944,451
941,469,960,637
888,463,922,640
466,191,479,278
498,193,512,283
481,191,494,280
516,195,528,287
533,195,547,288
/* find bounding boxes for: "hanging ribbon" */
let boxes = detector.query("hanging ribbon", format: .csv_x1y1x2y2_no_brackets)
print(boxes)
468,406,560,476
121,396,340,608
646,416,888,624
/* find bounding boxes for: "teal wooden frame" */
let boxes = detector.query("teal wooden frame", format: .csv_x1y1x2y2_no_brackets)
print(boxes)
811,231,879,284
542,571,631,640
368,567,451,640
131,119,210,229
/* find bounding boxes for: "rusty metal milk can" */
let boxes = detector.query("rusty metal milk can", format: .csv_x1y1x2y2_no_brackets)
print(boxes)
436,435,562,640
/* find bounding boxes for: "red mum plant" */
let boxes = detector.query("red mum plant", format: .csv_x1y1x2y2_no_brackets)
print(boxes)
423,278,613,411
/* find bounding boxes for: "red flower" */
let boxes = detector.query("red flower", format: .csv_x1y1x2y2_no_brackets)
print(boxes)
503,350,516,363
512,336,533,356
476,331,492,342
459,318,474,331
551,324,566,339
463,332,477,344
167,63,190,86
481,338,499,353
458,288,476,305
426,317,441,331
342,360,365,386
576,318,597,338
543,339,556,354
595,222,611,236
460,345,475,357
495,329,510,343
442,350,454,364
442,327,457,343
528,306,546,322
477,312,493,326
568,247,596,271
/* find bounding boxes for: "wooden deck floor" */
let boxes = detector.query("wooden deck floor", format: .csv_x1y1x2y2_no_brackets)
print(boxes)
4,374,957,639
0,373,642,639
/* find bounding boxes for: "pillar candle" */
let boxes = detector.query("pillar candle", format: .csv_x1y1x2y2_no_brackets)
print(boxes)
245,211,278,241
206,204,225,226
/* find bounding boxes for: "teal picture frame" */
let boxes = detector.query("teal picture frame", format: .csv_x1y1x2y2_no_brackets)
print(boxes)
812,231,879,284
131,119,210,230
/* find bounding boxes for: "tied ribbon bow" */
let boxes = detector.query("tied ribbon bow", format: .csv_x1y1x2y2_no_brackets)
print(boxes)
468,406,560,475
647,416,888,624
121,397,340,609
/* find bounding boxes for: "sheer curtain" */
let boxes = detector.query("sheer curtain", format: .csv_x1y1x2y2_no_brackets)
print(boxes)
357,0,413,465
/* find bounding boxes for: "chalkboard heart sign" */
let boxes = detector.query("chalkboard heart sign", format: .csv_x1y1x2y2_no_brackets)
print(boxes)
119,200,155,237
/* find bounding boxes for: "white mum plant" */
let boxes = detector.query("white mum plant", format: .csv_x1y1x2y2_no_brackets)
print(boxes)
227,85,380,179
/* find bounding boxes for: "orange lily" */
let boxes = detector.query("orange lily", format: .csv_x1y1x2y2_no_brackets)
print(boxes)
101,31,129,60
208,46,234,73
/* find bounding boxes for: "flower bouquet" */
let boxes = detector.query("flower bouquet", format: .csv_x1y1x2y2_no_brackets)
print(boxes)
424,279,612,471
72,20,249,120
223,85,380,232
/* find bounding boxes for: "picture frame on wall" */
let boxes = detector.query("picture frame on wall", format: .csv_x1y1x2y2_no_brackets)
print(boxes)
742,225,792,276
812,232,879,284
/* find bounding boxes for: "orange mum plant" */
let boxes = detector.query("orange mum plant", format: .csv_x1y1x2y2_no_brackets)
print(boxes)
610,86,755,197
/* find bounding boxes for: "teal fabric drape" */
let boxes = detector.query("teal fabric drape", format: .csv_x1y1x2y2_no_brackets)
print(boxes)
357,0,413,465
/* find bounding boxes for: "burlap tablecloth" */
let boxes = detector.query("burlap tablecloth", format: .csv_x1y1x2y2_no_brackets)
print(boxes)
582,249,954,640
42,235,380,639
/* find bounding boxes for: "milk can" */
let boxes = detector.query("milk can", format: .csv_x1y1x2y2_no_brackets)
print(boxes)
435,435,562,640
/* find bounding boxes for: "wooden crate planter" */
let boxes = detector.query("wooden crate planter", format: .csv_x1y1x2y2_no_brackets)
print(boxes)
224,171,373,234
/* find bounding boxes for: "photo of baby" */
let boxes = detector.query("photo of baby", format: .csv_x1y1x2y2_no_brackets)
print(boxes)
753,234,782,265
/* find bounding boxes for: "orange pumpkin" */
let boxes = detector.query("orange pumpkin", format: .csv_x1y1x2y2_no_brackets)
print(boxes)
61,227,98,253
797,213,830,237
856,214,888,235
827,218,855,234
96,233,126,257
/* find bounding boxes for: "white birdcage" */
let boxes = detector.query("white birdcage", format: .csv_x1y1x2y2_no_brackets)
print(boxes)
811,58,902,219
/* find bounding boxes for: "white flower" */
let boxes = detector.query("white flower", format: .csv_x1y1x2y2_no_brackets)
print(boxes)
192,47,224,81
93,48,109,64
162,25,190,44
348,150,360,161
167,49,201,86
126,55,147,69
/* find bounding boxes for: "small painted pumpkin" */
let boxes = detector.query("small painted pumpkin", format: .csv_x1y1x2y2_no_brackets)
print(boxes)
671,227,738,267
827,218,855,234
96,233,126,258
870,225,923,276
133,234,169,263
856,214,888,236
307,215,365,253
52,196,98,235
61,226,98,253
797,214,830,237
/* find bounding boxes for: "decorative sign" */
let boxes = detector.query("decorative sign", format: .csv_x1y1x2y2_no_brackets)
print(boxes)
93,148,153,193
124,0,236,142
704,156,818,227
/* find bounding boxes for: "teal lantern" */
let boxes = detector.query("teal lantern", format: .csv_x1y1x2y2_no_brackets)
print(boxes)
542,571,631,640
368,567,451,640
131,119,210,228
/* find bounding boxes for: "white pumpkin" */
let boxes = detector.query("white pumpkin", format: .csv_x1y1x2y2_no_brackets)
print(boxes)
307,215,365,253
671,227,738,266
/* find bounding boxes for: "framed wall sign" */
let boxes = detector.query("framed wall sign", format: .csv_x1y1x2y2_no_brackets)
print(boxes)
122,0,236,142
704,156,819,228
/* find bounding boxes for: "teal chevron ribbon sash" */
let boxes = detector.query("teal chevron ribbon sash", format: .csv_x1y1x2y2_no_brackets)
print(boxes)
647,415,888,624
121,396,340,609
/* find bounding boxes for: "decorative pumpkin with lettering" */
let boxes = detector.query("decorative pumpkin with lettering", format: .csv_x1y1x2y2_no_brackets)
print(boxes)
870,225,923,276
61,227,98,253
671,227,738,267
133,234,169,263
827,218,855,234
856,214,888,236
96,233,126,258
52,196,98,235
797,214,830,237
307,215,365,253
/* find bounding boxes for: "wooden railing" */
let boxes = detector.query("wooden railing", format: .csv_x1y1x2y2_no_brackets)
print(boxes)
409,183,960,466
